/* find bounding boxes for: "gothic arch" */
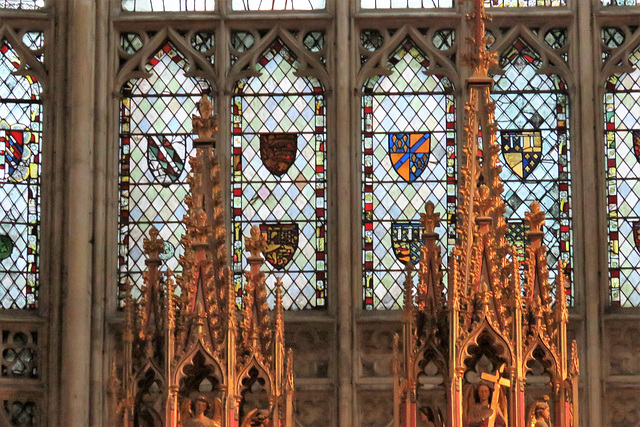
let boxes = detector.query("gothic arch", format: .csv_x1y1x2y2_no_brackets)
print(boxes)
356,25,459,91
227,27,329,92
115,27,217,91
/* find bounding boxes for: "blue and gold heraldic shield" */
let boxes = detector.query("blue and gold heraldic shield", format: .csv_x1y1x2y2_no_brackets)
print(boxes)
391,222,422,266
388,133,431,182
500,130,542,179
260,222,299,270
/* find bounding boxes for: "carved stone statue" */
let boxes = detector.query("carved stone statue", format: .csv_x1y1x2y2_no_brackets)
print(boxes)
183,395,220,427
527,398,551,427
463,384,507,427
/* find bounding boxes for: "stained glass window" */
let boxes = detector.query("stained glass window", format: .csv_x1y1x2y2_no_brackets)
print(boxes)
602,0,640,5
122,0,214,12
485,0,564,6
0,39,42,309
0,0,43,9
360,0,453,8
232,0,325,10
492,37,573,303
118,42,209,303
362,39,456,310
605,45,640,307
231,40,327,310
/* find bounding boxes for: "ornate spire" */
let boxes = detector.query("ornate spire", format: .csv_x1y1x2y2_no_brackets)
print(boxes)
393,1,579,425
116,98,295,427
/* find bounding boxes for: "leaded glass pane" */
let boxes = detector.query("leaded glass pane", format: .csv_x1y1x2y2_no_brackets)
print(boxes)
232,0,325,10
0,0,43,9
485,0,564,6
122,0,214,12
360,0,454,8
605,46,640,307
118,42,209,304
602,0,640,5
362,39,456,310
0,40,42,309
231,40,327,310
492,37,573,304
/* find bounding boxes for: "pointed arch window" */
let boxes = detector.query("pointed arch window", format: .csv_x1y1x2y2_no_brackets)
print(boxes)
118,42,210,303
360,0,453,8
485,0,565,7
122,0,215,11
0,37,43,309
362,39,456,310
605,45,640,307
0,0,43,9
491,37,573,303
231,39,327,310
602,0,640,5
232,0,325,10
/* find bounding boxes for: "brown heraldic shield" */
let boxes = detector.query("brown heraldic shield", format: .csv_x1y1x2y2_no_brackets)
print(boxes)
259,133,298,176
260,222,299,270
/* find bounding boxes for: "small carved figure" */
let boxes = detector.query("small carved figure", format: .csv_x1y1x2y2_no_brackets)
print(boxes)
418,406,437,427
184,395,220,427
192,95,218,140
527,397,551,427
464,383,507,427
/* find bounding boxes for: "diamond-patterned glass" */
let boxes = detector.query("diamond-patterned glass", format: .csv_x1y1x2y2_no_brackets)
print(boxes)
362,39,456,310
231,40,327,310
485,0,564,6
492,37,573,305
605,45,640,307
0,0,42,8
361,0,453,8
122,0,214,11
232,0,325,10
119,42,209,304
121,33,144,55
0,40,42,310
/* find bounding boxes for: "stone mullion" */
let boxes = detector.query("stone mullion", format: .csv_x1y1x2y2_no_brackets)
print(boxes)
576,0,603,425
336,0,354,424
60,0,97,426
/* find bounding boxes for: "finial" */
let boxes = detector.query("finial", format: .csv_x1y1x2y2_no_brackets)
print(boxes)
475,184,494,218
143,226,164,260
192,94,218,142
420,201,441,235
461,0,498,82
524,201,546,234
245,225,267,260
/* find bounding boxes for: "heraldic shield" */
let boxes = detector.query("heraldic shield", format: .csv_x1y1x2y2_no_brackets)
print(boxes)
501,130,542,179
632,130,640,163
146,135,186,185
633,221,640,253
391,222,422,266
1,129,33,182
260,222,299,270
259,133,298,176
388,133,431,182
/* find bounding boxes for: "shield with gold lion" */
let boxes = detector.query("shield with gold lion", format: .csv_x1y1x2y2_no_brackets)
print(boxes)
259,133,298,177
260,223,299,270
501,130,542,179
